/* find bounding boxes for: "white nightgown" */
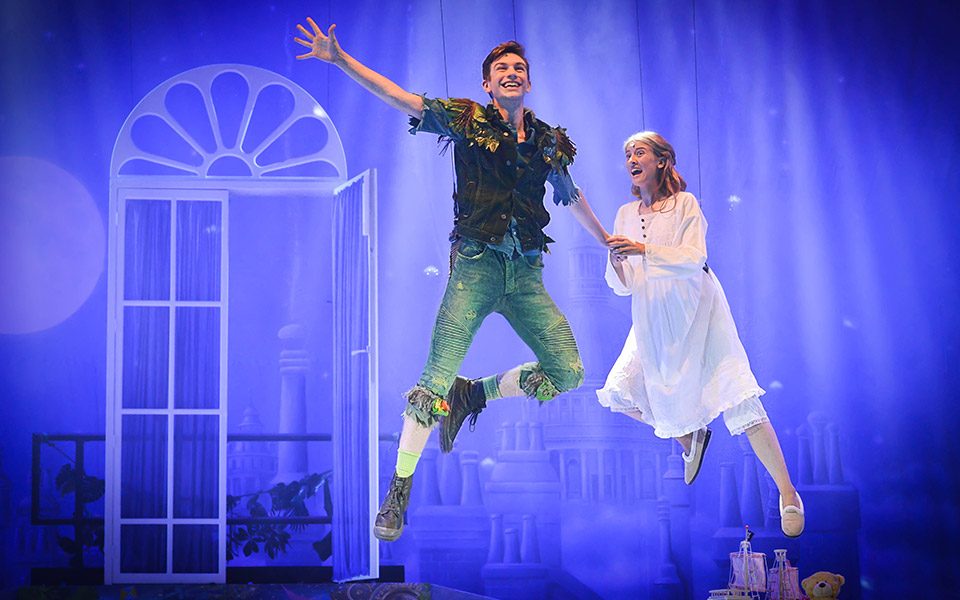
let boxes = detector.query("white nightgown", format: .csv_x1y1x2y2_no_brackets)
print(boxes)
597,192,766,439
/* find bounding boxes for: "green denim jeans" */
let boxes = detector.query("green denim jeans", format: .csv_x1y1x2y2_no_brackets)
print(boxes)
405,239,584,426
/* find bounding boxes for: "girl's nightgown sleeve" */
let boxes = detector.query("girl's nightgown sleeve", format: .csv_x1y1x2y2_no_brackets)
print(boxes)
605,203,636,295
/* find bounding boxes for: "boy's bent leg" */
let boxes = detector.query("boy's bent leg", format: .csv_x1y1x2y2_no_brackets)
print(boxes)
500,256,585,401
512,318,582,401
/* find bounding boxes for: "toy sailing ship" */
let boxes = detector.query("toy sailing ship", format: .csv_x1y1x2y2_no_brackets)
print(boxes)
766,548,802,600
708,528,804,600
707,527,766,599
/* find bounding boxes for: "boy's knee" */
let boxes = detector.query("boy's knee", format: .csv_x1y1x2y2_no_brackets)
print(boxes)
553,352,585,392
403,385,450,428
521,357,584,402
557,361,585,393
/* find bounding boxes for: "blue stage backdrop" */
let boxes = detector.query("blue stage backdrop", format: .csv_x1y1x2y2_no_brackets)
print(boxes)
1,0,958,597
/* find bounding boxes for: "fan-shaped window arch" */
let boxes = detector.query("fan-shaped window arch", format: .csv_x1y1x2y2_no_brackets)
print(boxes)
111,64,346,182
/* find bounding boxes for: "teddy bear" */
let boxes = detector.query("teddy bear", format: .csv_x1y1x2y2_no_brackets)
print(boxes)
801,571,846,598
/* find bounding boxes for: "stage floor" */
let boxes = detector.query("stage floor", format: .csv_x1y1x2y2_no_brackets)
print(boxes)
15,583,495,600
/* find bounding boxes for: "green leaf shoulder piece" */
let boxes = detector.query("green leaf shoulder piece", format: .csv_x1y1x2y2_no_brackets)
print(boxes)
540,125,577,173
554,126,577,166
439,98,501,153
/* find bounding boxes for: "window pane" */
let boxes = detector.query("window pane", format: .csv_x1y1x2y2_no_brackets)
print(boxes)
174,306,220,409
121,415,167,518
124,200,170,300
121,525,167,573
177,201,221,301
174,415,218,518
122,306,169,409
173,525,218,573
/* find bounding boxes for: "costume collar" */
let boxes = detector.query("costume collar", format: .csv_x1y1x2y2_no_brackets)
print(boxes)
485,103,537,135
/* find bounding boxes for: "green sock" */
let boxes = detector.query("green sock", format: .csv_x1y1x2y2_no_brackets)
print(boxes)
395,449,421,478
480,375,501,400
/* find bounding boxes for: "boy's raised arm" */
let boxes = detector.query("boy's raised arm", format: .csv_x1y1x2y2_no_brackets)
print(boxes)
295,18,424,118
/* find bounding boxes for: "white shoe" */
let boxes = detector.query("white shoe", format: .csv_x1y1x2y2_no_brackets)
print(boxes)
779,492,805,538
682,427,712,485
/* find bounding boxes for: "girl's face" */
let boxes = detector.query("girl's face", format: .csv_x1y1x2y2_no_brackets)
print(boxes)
624,141,660,191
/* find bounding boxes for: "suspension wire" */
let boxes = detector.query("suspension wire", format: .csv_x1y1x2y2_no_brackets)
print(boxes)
691,0,704,197
512,0,519,41
438,0,456,258
326,0,332,112
634,0,647,130
439,0,451,99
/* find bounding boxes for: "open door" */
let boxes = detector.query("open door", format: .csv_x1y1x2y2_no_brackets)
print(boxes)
331,169,379,581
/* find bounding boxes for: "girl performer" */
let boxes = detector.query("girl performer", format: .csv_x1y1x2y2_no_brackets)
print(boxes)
599,131,804,537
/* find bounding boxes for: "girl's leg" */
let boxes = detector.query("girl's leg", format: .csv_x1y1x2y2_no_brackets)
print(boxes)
745,421,804,536
744,421,799,506
621,409,695,455
621,410,708,484
725,396,804,536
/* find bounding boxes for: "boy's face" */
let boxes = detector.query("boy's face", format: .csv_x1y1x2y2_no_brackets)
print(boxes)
482,53,531,104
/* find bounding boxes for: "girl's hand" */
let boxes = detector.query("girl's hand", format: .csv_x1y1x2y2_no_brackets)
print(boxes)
607,235,645,256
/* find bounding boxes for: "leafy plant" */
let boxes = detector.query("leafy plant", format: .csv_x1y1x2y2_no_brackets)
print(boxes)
38,436,337,566
52,462,106,568
226,471,334,562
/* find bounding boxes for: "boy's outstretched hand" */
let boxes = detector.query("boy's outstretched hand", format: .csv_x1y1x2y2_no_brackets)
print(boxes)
294,18,343,64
